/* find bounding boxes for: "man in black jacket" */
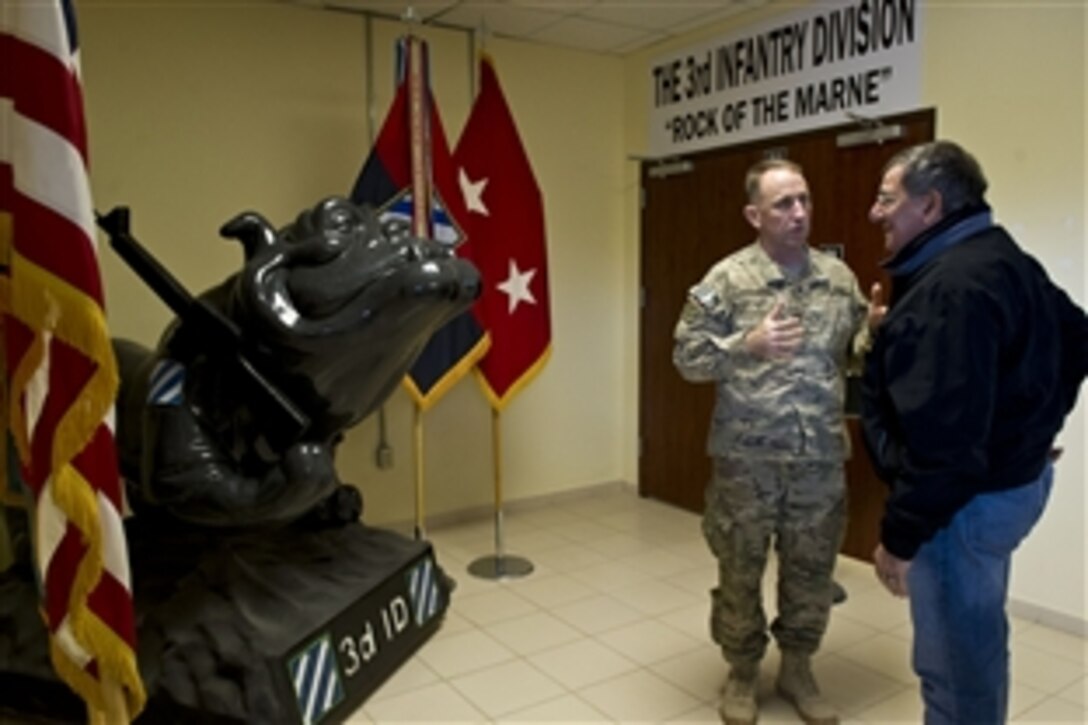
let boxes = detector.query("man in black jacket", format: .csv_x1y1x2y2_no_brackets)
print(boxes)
861,140,1088,725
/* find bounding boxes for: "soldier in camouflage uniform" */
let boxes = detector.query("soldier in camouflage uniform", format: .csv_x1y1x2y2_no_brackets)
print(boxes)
673,159,883,725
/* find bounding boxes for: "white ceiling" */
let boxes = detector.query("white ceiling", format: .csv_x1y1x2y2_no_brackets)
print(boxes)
308,0,769,56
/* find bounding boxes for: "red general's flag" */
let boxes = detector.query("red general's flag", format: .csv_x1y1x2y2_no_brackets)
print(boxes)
455,56,551,410
0,0,145,715
351,35,488,411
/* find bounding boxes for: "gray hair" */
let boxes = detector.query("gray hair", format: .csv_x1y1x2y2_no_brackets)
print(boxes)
745,158,804,203
884,141,988,215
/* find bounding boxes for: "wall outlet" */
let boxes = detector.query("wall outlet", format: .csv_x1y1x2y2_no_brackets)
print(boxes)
375,444,394,470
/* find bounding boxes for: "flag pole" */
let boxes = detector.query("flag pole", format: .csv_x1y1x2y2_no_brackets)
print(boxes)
491,407,503,559
468,408,533,579
413,404,426,540
405,29,430,542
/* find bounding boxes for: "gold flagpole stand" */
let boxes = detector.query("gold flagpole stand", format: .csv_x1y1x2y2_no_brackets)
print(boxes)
412,404,426,540
468,408,532,579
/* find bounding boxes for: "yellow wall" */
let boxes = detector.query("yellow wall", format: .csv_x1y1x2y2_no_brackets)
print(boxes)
622,0,1086,626
79,1,629,528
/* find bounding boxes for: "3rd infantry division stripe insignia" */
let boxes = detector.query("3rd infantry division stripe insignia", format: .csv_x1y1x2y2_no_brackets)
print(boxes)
407,556,443,626
288,633,344,725
147,359,185,406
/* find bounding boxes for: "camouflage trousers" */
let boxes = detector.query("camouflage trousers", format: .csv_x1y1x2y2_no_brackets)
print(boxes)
702,456,846,666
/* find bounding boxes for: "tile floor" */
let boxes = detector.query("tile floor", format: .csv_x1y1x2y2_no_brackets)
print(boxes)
352,484,1087,723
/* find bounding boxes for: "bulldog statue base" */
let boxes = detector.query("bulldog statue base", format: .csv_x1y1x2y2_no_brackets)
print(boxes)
0,515,453,723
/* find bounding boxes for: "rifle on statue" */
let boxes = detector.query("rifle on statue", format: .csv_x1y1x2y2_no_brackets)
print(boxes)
96,206,310,451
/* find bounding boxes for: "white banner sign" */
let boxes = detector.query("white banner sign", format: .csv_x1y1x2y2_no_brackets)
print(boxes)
647,0,922,157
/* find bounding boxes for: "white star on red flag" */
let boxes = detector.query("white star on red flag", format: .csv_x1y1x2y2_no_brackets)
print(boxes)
497,259,537,314
459,167,490,216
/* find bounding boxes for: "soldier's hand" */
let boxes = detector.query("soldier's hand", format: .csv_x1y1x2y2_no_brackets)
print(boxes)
867,282,888,332
745,298,803,359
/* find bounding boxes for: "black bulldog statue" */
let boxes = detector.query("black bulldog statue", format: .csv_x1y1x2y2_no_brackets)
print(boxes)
0,198,478,724
111,196,479,527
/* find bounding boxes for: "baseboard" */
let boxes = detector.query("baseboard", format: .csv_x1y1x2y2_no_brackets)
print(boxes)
1008,598,1088,638
385,480,634,535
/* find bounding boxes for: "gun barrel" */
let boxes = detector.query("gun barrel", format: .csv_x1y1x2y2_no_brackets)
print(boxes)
97,207,194,322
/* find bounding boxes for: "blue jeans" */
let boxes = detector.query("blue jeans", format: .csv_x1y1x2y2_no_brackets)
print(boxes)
907,464,1053,725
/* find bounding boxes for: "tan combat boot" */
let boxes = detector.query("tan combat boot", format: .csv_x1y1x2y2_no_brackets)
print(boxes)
719,661,759,725
775,651,839,725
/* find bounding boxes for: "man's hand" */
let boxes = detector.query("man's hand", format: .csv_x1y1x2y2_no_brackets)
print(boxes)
867,282,888,332
745,298,803,359
873,543,911,597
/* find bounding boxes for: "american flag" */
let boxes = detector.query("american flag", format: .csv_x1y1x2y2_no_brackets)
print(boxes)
0,0,145,717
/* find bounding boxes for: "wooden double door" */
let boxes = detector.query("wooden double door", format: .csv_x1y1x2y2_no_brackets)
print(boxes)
638,109,934,561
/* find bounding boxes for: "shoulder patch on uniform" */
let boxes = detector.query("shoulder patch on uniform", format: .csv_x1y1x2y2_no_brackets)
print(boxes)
148,359,185,406
689,283,719,309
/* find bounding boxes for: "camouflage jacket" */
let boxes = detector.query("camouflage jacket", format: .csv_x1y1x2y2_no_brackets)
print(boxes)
673,242,870,461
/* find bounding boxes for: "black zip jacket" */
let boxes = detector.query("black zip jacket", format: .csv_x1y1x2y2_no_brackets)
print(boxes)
861,206,1088,560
